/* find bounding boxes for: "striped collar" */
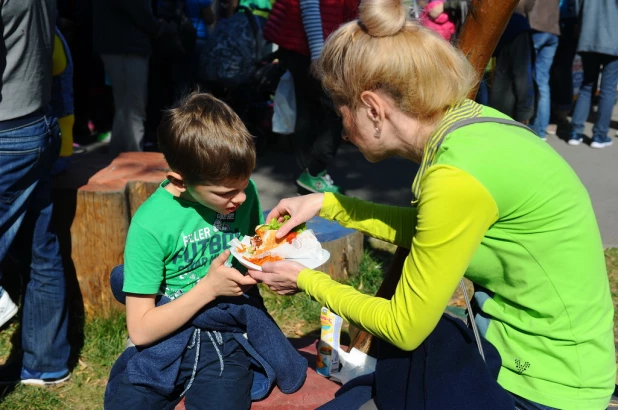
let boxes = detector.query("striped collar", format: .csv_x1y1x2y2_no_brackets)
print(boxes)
411,99,483,204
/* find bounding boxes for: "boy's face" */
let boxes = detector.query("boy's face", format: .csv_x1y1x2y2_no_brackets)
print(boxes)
185,178,250,215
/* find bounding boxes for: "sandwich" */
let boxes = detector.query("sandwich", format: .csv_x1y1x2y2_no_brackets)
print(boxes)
245,215,306,256
235,216,307,266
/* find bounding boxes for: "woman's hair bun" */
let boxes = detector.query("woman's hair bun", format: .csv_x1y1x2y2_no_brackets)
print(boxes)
358,0,408,38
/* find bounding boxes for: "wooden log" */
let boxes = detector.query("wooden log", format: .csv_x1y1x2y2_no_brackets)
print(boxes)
349,0,519,355
305,217,364,281
67,152,170,317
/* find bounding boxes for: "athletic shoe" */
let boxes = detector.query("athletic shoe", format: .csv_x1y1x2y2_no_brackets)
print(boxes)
0,290,18,328
568,132,585,146
590,135,613,149
296,170,341,194
96,131,111,143
20,368,71,386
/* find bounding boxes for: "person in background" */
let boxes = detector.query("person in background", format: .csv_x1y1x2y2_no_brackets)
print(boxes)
92,0,162,156
568,0,618,149
50,27,75,175
527,0,561,140
263,0,359,194
0,0,71,386
548,0,579,138
488,0,536,124
419,1,456,42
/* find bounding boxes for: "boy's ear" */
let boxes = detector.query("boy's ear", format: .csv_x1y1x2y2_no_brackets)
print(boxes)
167,171,187,193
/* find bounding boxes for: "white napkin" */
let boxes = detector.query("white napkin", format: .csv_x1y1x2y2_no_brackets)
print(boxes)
329,347,377,385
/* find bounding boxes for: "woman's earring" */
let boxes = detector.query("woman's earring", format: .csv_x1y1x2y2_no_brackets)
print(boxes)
374,126,381,138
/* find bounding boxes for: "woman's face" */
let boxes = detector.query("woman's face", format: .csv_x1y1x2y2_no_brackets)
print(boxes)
338,105,389,163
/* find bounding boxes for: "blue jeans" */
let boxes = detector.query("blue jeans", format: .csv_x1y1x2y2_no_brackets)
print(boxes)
107,331,253,410
531,32,559,137
0,115,69,373
571,53,618,138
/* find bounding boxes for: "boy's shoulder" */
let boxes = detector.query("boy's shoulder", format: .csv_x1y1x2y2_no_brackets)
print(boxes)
130,183,180,229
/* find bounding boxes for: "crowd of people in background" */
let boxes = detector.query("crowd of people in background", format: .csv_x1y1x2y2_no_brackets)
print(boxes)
53,0,618,191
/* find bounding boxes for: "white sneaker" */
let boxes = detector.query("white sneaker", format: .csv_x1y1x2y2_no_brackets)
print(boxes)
0,291,18,328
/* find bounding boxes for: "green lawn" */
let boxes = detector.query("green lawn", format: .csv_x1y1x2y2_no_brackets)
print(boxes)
1,245,617,409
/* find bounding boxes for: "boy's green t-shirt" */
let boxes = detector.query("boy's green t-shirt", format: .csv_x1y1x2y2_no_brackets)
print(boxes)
123,179,264,300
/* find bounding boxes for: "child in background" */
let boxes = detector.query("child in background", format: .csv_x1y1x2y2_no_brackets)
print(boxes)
420,1,456,41
50,27,74,174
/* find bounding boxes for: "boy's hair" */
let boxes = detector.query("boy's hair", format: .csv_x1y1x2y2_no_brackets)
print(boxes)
158,92,256,185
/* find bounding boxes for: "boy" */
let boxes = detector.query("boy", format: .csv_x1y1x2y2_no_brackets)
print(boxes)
107,92,264,409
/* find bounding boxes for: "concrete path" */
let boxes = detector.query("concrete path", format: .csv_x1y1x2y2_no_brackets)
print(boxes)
252,108,618,247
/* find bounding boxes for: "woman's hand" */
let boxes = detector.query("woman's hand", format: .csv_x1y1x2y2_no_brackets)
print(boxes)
247,260,306,295
266,193,325,239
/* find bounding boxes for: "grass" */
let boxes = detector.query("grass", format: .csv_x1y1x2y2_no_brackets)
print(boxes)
0,313,126,410
1,245,617,409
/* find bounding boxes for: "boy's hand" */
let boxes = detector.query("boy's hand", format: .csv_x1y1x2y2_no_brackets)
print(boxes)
200,250,257,299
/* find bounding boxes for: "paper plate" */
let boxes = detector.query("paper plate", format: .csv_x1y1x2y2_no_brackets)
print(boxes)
230,247,331,272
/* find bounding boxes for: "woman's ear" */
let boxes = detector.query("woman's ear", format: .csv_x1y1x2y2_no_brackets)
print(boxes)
166,171,187,193
360,91,386,123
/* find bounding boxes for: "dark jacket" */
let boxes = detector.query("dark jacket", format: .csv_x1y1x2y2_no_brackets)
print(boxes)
527,0,561,36
104,266,307,402
92,0,160,56
577,0,618,57
319,315,515,410
490,13,536,123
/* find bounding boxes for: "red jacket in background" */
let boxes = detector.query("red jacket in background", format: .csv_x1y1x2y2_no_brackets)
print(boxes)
263,0,359,57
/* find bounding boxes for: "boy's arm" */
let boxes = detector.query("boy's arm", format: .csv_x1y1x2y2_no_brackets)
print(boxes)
126,250,255,346
123,223,255,346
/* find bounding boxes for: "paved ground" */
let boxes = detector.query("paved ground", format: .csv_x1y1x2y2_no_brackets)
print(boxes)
252,106,618,247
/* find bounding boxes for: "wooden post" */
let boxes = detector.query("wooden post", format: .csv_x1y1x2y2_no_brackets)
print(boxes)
349,0,519,355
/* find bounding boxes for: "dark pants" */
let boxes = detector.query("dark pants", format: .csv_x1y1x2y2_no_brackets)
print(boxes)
277,48,342,175
106,330,253,410
0,115,70,373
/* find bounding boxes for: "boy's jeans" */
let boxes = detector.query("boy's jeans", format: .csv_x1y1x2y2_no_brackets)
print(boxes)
571,53,618,138
530,32,559,137
107,331,253,410
0,114,70,373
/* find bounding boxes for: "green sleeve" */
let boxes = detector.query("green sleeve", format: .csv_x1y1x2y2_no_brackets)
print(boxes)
319,193,418,249
123,221,165,295
299,165,499,351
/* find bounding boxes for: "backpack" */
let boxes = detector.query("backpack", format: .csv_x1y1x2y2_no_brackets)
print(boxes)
200,6,267,87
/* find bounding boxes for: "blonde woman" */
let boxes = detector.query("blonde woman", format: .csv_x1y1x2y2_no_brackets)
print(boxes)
249,0,615,409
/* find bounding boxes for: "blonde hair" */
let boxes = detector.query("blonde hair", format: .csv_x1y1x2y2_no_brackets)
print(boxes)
315,0,478,121
158,92,256,185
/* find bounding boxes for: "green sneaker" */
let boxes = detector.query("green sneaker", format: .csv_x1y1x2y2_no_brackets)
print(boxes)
96,131,111,143
296,170,341,193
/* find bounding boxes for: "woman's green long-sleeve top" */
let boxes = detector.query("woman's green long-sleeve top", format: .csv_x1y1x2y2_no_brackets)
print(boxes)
297,102,615,409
